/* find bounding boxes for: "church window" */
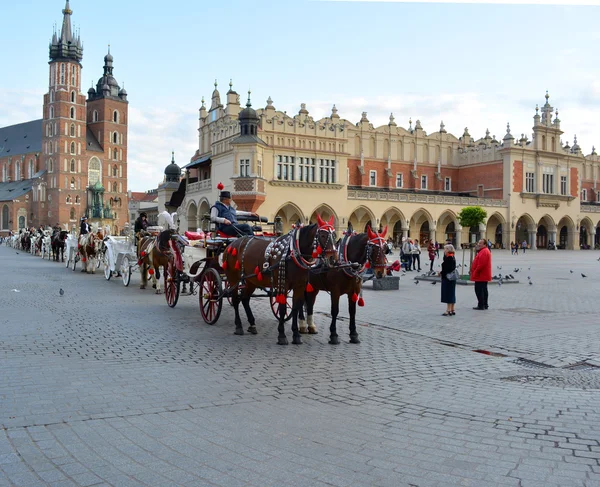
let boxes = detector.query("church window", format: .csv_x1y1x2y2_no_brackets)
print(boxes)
113,110,119,123
66,195,72,203
2,165,6,182
75,195,80,204
60,64,65,84
49,106,54,119
113,148,118,160
70,142,76,155
70,107,75,119
48,159,53,172
70,124,75,137
29,159,34,178
112,182,117,192
70,178,75,189
15,162,21,181
2,205,8,229
70,208,75,220
50,90,54,103
93,110,98,122
582,189,588,201
113,132,118,144
112,165,118,177
71,67,76,86
88,157,101,186
70,159,76,172
71,91,75,103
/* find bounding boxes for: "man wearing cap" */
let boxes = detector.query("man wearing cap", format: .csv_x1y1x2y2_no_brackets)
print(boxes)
211,191,257,237
80,216,90,235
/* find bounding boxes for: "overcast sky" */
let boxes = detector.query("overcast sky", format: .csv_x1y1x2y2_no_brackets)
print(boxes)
1,0,599,191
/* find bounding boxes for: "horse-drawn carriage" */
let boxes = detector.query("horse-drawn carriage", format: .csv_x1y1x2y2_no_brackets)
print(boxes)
102,232,138,286
136,212,389,345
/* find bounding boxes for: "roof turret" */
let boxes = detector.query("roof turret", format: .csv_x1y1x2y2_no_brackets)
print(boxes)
164,152,181,183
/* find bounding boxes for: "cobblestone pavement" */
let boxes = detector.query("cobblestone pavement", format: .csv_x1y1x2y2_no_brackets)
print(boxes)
1,245,600,487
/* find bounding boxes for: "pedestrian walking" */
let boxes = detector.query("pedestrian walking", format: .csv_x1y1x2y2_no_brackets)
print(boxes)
521,240,527,254
412,239,422,271
440,244,457,316
435,241,440,258
471,238,492,310
427,239,436,272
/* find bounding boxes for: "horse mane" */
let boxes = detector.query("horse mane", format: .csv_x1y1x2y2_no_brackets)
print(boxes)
345,233,369,264
157,229,174,251
298,224,317,254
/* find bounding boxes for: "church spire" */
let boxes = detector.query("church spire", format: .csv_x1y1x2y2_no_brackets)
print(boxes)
49,1,83,63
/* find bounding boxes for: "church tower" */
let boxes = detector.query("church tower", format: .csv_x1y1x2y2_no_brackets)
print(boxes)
86,49,129,226
42,0,86,226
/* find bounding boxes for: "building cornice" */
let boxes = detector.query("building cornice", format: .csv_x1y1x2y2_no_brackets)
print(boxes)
269,180,343,190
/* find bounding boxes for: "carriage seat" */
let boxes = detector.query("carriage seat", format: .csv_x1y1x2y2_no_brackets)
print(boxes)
184,231,205,241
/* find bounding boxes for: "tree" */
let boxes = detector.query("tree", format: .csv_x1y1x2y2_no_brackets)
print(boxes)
457,206,487,230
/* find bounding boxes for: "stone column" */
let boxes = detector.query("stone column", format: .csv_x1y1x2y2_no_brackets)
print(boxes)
591,228,596,249
528,230,537,250
455,225,462,249
429,229,436,244
548,229,557,249
568,230,577,250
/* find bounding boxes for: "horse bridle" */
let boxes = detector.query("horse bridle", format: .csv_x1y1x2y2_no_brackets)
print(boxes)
365,234,389,270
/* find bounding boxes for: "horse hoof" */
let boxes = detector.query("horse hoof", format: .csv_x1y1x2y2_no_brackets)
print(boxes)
329,336,340,345
80,269,86,273
292,336,303,345
308,326,318,335
349,336,361,344
277,337,288,345
234,328,244,336
299,326,308,334
152,284,156,289
247,326,257,335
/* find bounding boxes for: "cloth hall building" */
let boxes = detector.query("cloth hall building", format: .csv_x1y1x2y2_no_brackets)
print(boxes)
172,82,600,251
0,1,128,236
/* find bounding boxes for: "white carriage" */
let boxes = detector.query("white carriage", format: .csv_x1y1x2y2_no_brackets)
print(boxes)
102,234,137,286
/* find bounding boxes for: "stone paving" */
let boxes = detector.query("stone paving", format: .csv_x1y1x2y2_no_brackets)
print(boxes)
1,245,600,487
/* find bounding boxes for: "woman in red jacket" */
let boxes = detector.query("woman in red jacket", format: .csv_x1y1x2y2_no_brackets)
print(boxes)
470,239,492,310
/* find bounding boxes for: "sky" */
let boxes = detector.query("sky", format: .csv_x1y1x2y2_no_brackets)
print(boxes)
1,0,600,191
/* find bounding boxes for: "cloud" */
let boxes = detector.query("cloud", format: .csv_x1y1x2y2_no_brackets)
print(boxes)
319,0,600,4
0,89,43,127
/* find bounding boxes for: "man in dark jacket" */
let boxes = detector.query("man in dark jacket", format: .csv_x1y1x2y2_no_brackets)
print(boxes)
134,212,148,234
210,191,257,237
80,216,90,235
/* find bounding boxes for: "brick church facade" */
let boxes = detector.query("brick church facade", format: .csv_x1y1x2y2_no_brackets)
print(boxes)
0,1,128,236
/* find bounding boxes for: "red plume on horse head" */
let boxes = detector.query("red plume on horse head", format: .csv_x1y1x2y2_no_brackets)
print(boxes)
366,225,377,241
316,214,335,230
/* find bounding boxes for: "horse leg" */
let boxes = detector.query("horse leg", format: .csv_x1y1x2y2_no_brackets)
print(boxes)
348,296,360,344
277,302,288,345
291,293,303,345
307,291,318,334
241,287,257,335
329,292,340,345
232,287,244,336
299,290,308,333
140,263,147,289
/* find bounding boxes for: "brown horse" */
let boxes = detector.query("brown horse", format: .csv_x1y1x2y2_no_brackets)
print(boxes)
137,229,175,293
223,215,338,345
299,225,389,344
78,232,100,273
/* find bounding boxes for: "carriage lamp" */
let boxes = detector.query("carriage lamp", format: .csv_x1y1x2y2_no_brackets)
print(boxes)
274,216,283,236
201,214,210,233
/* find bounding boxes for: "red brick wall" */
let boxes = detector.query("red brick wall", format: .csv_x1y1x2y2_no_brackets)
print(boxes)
455,161,503,196
513,160,523,193
570,167,579,197
581,181,597,202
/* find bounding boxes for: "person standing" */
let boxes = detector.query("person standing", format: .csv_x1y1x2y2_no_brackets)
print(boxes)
440,244,457,316
402,238,413,271
521,239,527,254
79,216,90,235
471,238,492,310
412,239,422,271
427,239,436,273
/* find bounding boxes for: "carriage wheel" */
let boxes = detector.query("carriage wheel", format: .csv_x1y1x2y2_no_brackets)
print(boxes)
103,254,112,280
199,268,223,325
165,260,180,308
270,290,294,322
121,257,132,287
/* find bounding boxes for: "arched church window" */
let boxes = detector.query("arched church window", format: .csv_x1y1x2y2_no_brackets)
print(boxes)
70,208,75,220
93,110,98,122
112,165,118,177
112,182,117,193
66,194,72,203
113,110,119,123
113,132,118,144
88,157,101,186
75,195,80,204
70,142,75,155
29,159,34,178
70,159,76,172
49,106,54,119
70,124,75,137
70,107,75,119
71,91,75,103
49,159,53,172
50,90,54,103
60,64,65,84
70,178,75,189
113,148,118,160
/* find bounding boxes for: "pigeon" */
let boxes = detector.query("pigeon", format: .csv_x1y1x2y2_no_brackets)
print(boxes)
529,281,533,286
457,264,462,268
59,288,64,296
514,268,520,273
570,270,574,273
431,281,437,285
15,252,19,255
582,273,587,278
414,280,419,285
597,257,600,262
528,267,531,270
497,266,502,270
527,276,531,280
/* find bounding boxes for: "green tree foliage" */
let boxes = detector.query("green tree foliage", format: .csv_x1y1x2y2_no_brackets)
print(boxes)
457,206,487,229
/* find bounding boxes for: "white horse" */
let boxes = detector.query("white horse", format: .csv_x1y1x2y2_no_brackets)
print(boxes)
41,231,52,259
